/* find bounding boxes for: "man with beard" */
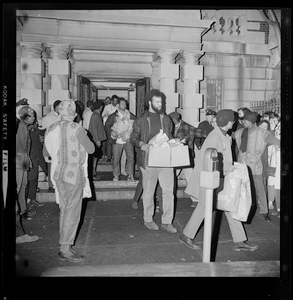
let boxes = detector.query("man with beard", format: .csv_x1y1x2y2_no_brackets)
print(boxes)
130,89,177,233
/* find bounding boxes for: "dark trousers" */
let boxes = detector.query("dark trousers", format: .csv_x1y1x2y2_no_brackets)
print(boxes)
27,158,47,200
105,139,112,159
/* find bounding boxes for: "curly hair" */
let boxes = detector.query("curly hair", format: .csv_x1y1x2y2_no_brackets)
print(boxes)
144,89,166,112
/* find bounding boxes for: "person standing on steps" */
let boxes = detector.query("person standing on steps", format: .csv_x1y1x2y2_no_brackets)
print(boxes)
44,99,95,263
88,100,107,178
130,89,177,234
102,95,119,162
105,97,136,182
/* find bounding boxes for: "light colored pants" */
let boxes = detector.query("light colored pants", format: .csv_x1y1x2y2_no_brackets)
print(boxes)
55,180,83,247
112,142,134,177
121,149,126,173
176,167,198,202
183,182,247,243
141,166,174,224
16,168,27,214
268,185,280,211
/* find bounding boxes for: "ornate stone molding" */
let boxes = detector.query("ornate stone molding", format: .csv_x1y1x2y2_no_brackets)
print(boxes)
44,43,70,59
178,50,205,65
19,42,44,58
155,49,181,64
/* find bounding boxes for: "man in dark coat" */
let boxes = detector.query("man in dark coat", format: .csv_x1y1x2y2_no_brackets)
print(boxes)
88,100,107,177
169,111,208,207
194,109,217,150
130,89,177,233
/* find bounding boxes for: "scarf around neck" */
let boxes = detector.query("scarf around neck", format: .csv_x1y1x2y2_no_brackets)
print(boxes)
240,128,248,152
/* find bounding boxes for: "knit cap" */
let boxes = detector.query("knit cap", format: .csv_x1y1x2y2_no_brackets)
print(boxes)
168,111,181,120
243,111,258,124
216,109,235,127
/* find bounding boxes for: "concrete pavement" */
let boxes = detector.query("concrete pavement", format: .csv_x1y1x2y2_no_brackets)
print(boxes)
15,196,280,277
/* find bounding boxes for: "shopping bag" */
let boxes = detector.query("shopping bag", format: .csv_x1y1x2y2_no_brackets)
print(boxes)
230,180,252,222
217,171,241,212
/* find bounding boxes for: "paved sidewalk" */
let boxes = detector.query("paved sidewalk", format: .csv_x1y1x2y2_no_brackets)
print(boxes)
15,197,280,277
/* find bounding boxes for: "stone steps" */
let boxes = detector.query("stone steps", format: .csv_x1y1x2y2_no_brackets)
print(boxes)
36,159,191,203
36,179,189,203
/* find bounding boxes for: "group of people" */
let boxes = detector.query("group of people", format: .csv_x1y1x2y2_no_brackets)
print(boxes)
15,89,281,262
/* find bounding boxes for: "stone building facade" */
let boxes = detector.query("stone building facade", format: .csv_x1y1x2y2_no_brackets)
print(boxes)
16,9,280,127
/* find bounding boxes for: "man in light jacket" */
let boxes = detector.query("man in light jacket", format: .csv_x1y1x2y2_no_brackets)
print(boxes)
180,109,259,252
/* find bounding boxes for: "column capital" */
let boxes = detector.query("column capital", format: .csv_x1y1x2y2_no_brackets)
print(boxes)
178,50,205,65
154,49,180,64
20,42,44,58
44,43,70,59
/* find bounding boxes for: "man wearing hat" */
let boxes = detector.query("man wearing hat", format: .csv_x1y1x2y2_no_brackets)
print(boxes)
88,100,107,178
44,99,95,262
195,109,217,150
16,98,29,129
180,109,259,252
168,111,208,207
234,111,280,222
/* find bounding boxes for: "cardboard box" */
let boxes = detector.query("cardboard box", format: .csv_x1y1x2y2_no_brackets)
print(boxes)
147,145,190,168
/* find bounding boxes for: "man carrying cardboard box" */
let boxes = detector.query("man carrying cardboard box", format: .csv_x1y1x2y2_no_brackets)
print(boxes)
130,89,177,233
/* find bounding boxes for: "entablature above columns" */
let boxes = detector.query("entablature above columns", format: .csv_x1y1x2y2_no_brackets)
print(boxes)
44,43,70,59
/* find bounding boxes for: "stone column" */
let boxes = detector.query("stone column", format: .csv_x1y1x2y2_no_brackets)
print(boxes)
156,49,180,114
150,61,160,89
45,43,71,104
177,50,205,127
20,42,45,107
68,56,77,100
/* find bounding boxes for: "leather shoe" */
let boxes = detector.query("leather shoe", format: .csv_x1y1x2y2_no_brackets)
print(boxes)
144,221,159,231
161,224,177,233
16,234,39,244
263,213,271,222
233,241,259,252
179,234,201,250
58,251,85,262
29,200,44,207
20,210,36,220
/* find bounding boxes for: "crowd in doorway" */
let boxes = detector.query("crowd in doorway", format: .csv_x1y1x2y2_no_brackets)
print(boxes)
14,91,281,263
